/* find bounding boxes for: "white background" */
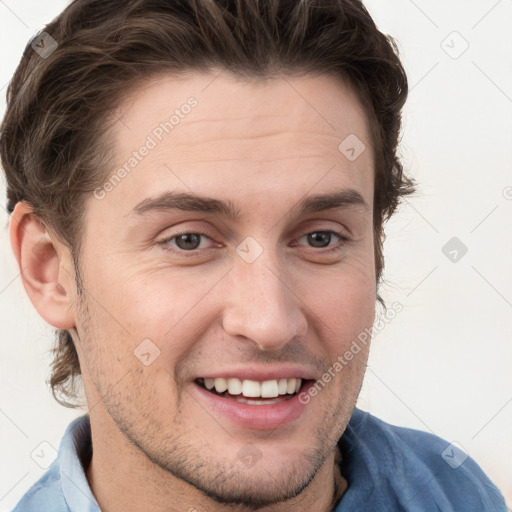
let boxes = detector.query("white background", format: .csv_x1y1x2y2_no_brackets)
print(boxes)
0,0,511,509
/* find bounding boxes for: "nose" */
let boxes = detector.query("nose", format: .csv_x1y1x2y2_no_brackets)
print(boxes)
221,250,308,351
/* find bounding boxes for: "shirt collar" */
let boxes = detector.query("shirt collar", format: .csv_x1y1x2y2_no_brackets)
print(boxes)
58,415,100,512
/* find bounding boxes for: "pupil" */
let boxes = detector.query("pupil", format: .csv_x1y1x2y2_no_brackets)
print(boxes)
308,232,331,248
177,233,200,250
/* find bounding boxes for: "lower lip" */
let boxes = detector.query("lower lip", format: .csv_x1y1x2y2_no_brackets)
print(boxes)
191,381,314,430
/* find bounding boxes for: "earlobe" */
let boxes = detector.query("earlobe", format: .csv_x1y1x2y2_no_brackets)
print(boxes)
9,202,76,330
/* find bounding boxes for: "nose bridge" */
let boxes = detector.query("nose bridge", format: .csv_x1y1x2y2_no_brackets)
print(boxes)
222,244,307,350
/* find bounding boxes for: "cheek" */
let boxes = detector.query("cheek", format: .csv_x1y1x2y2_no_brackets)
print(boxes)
80,265,226,371
300,259,376,355
74,276,185,417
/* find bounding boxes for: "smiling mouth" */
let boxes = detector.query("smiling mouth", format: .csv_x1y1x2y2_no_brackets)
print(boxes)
195,377,310,405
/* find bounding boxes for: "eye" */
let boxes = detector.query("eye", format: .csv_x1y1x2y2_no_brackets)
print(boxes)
162,232,214,252
296,230,347,249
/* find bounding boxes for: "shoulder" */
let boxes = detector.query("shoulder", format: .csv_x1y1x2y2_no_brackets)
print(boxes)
337,408,507,511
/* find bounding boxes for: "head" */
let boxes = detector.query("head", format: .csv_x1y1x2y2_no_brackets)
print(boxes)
2,0,414,507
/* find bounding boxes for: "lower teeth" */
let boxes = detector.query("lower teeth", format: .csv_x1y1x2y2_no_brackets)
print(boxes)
232,396,289,405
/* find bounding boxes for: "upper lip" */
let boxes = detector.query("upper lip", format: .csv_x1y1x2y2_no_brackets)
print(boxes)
194,365,318,382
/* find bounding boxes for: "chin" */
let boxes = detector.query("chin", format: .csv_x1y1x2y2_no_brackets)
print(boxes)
180,459,318,509
135,427,329,509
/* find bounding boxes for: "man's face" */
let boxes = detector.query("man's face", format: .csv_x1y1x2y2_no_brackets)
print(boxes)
72,71,376,505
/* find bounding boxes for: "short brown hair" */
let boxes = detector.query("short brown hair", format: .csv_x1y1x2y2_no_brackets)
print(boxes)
0,0,415,407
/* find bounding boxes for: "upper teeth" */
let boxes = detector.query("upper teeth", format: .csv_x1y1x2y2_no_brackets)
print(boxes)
203,378,302,398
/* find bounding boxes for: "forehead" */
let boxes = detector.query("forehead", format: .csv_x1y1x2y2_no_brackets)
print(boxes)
94,70,374,218
114,70,371,150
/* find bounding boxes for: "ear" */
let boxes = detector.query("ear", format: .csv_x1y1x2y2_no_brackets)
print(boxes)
9,202,76,330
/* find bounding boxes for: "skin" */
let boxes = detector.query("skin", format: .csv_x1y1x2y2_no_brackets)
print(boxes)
11,70,376,512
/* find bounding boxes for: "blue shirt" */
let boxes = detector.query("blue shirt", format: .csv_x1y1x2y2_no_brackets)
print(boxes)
12,408,507,511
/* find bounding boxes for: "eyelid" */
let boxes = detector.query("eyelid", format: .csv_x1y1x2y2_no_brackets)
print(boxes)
158,230,217,252
294,229,349,248
155,219,217,243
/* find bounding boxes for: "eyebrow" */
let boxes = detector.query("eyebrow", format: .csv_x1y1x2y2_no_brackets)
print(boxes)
297,189,369,215
133,192,241,219
132,188,369,219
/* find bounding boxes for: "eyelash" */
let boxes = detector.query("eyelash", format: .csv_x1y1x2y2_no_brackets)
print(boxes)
159,230,349,255
160,230,215,254
297,230,350,253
